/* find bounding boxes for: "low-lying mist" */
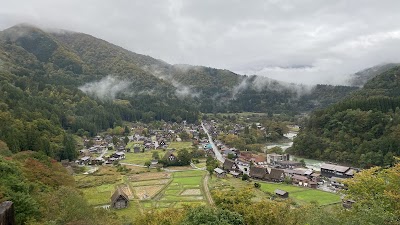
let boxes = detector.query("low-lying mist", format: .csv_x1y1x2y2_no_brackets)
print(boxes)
79,75,132,100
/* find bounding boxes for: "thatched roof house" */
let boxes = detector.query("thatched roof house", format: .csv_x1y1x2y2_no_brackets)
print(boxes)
223,159,237,171
110,188,129,209
268,168,285,182
249,166,269,180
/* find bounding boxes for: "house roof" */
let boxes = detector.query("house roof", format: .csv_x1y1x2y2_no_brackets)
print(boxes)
292,175,309,181
230,171,240,176
250,166,268,179
276,160,302,166
80,156,90,161
252,155,266,163
321,163,350,173
275,189,288,195
110,188,129,205
345,169,355,176
236,158,250,164
310,173,321,177
214,168,225,174
223,159,236,170
163,151,176,161
304,170,313,176
269,168,284,180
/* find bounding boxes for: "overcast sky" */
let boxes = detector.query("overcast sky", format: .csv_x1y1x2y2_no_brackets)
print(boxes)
1,0,400,85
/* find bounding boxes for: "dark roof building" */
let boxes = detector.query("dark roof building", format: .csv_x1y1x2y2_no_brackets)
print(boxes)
321,163,354,178
133,146,141,153
275,160,302,169
110,188,129,209
163,151,177,162
268,168,285,182
223,159,237,171
249,166,269,180
214,168,226,178
275,189,289,198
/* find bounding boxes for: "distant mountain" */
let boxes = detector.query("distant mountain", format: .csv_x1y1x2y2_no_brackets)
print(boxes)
290,65,400,168
347,63,399,87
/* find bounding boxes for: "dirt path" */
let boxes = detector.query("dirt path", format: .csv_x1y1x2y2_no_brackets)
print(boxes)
203,174,214,206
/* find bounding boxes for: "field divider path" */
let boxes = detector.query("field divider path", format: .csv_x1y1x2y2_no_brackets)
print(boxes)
152,179,174,201
203,174,214,207
122,175,145,213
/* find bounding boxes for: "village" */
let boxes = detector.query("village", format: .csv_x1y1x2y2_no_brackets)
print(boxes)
72,115,356,220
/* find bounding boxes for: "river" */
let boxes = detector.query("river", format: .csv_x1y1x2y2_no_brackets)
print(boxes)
266,131,325,170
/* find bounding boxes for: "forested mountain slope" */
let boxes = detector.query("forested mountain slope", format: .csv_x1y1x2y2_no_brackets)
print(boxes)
347,63,399,87
290,66,400,168
50,25,358,114
0,24,360,160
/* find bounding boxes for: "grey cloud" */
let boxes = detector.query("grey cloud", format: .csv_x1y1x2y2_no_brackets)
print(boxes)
141,64,201,99
231,76,313,100
79,75,132,100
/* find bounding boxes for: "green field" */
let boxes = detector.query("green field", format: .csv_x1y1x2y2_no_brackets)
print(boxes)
81,183,116,206
130,179,170,187
258,182,340,205
168,141,193,150
77,163,208,221
209,174,340,206
122,141,193,165
123,149,165,165
290,189,341,205
259,183,307,193
171,176,203,185
173,170,205,177
136,170,207,209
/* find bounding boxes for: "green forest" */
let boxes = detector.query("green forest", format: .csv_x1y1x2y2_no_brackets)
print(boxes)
290,66,400,167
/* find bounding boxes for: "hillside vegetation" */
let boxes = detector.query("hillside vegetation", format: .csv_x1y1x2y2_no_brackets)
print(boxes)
290,66,400,167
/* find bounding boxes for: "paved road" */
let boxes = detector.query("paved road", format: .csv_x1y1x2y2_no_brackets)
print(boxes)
203,174,214,206
201,122,225,163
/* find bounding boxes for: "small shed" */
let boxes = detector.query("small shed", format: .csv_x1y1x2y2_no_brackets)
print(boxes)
214,168,226,178
275,189,289,198
111,189,129,209
342,199,356,209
